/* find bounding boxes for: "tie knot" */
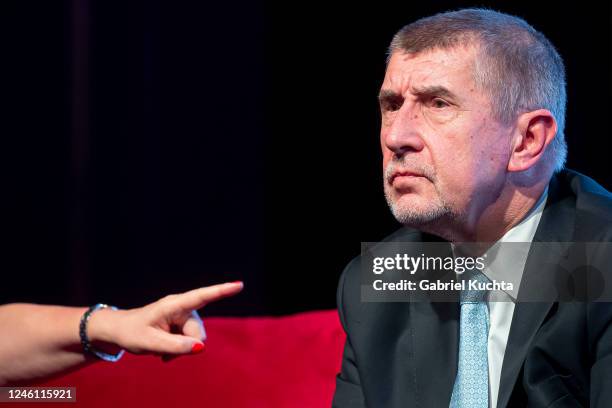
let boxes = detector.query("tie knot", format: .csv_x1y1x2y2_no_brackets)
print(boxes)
460,269,490,303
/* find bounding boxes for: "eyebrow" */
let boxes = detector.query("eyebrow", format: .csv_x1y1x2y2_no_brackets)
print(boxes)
378,89,403,106
411,85,459,102
378,85,459,104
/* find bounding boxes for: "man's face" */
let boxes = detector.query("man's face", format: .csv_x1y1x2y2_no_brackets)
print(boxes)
380,46,512,229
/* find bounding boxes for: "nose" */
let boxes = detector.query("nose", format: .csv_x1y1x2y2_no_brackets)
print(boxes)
382,106,425,157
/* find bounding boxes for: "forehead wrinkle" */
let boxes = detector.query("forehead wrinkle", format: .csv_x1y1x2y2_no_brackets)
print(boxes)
386,47,479,96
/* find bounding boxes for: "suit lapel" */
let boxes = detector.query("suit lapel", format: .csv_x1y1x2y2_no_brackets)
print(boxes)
409,238,460,408
367,231,459,407
497,175,576,408
410,298,459,407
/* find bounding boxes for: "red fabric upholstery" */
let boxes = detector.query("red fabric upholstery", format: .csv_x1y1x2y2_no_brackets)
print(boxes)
17,310,345,408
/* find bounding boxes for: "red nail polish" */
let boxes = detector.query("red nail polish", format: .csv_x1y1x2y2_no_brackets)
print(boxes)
230,280,243,284
191,342,205,354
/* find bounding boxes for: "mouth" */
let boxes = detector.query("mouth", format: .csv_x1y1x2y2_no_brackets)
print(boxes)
389,170,424,184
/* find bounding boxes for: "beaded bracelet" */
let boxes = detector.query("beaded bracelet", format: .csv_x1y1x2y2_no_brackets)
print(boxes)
79,304,125,362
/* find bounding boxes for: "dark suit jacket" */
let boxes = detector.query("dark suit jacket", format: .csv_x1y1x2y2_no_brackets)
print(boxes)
332,170,612,408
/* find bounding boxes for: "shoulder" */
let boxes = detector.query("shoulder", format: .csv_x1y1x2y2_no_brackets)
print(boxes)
560,169,612,215
336,226,423,325
338,226,423,292
557,169,612,240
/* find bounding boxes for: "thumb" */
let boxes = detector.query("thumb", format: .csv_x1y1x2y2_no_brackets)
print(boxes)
182,311,207,342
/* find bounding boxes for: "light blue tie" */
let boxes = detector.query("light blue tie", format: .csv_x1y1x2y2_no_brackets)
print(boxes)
449,269,490,408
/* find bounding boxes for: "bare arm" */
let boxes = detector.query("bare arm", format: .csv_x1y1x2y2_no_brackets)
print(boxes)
0,281,243,385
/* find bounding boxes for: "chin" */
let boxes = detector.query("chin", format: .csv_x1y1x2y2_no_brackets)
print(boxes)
388,199,447,226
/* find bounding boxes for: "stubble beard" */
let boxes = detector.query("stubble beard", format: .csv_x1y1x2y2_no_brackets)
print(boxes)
383,159,454,227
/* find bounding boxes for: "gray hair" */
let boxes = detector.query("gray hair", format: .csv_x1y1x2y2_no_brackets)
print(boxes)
388,8,567,172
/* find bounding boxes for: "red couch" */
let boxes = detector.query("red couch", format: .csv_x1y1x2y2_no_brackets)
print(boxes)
15,310,345,408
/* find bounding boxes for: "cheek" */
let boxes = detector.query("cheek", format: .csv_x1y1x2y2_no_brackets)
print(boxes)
424,116,509,199
440,155,475,187
431,136,472,174
454,130,510,193
381,146,393,168
431,140,483,197
476,128,512,172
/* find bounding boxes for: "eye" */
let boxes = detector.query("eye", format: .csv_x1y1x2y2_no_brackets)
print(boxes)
431,97,450,109
381,95,404,112
388,101,402,111
420,95,457,124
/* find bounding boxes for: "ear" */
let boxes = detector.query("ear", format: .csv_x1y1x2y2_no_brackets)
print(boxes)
507,109,557,172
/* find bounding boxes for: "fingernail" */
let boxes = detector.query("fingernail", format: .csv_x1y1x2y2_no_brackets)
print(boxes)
191,342,205,354
230,280,243,285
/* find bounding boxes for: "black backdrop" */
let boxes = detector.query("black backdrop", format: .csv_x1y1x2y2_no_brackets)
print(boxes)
3,1,611,316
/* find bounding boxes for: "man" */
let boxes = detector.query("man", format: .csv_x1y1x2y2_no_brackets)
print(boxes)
332,9,612,408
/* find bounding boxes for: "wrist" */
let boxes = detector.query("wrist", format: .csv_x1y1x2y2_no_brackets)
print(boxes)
80,305,125,360
87,307,120,344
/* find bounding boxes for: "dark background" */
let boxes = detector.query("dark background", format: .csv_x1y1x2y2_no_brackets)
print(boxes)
3,1,611,315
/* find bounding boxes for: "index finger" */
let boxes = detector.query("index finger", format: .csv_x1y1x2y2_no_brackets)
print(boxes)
174,281,244,311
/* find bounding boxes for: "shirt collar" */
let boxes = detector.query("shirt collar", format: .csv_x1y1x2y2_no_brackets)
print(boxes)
483,186,549,300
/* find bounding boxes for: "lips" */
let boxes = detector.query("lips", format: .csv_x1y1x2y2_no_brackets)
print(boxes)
389,170,424,184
